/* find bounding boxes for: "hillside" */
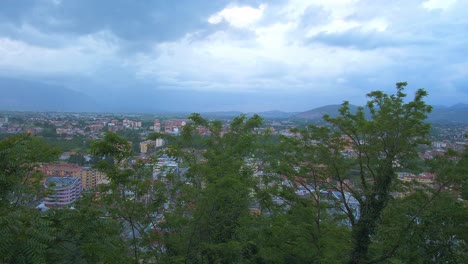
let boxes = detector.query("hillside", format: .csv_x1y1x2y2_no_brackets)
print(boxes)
428,104,468,123
293,104,360,120
294,103,468,124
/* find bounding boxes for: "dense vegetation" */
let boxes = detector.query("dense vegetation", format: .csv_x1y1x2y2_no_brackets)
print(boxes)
1,83,466,263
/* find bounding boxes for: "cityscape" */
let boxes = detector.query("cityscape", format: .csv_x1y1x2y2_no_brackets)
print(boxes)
1,0,468,263
1,109,466,206
1,102,467,262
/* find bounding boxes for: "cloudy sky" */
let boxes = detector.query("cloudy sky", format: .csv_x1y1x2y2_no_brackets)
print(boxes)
0,0,467,112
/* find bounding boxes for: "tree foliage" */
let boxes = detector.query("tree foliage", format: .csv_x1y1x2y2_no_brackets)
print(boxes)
1,83,466,263
0,134,128,263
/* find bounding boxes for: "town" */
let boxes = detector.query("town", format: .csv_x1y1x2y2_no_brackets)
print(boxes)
1,94,467,263
1,111,466,210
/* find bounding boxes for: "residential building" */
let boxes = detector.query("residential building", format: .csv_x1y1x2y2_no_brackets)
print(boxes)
154,119,161,132
140,139,165,154
153,156,179,181
80,168,109,191
42,163,83,177
140,140,154,154
44,177,82,208
398,172,435,183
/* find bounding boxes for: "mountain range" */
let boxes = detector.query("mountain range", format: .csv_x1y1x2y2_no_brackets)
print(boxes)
0,78,99,112
1,78,467,123
292,104,468,123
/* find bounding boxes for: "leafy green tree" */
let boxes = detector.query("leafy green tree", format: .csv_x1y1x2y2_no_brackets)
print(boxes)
317,82,432,263
365,132,467,263
370,189,467,263
90,131,169,263
0,208,54,264
0,134,60,208
0,134,58,263
262,124,354,263
0,134,129,263
117,129,143,154
267,83,438,263
38,123,57,138
68,153,86,166
152,114,268,263
45,199,130,263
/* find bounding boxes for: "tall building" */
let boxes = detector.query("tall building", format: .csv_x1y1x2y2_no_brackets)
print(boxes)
80,168,109,191
140,140,153,154
154,119,161,132
140,139,165,154
44,177,82,208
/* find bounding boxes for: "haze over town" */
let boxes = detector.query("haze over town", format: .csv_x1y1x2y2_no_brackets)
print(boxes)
0,0,467,112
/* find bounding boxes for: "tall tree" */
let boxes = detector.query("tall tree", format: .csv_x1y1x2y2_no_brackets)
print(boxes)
321,82,432,263
270,83,434,263
152,114,266,263
90,131,160,263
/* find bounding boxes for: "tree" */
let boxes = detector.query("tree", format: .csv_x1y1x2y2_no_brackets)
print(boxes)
90,131,182,263
266,124,353,263
0,134,130,263
0,135,57,263
320,82,433,263
363,145,467,263
68,153,86,165
0,134,60,209
45,199,130,263
269,83,434,263
150,114,268,263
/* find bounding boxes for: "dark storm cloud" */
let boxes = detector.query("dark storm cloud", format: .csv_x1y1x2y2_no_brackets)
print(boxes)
0,0,228,43
0,0,467,112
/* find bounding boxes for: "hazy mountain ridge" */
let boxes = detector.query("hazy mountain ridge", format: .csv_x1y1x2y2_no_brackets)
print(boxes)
294,104,468,123
1,77,466,123
250,110,297,119
293,104,360,119
428,104,468,123
0,78,99,112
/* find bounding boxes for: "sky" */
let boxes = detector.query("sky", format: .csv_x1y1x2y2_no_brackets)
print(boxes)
0,0,467,112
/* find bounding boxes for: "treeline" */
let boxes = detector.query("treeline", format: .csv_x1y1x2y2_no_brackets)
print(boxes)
0,83,467,263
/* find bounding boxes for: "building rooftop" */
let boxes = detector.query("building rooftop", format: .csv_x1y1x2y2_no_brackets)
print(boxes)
45,177,80,189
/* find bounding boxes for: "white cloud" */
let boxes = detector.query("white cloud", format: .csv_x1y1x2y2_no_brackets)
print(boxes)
422,0,457,11
281,0,357,21
208,4,267,28
275,0,388,38
131,27,396,93
314,19,361,35
0,31,120,75
129,0,404,93
364,18,388,32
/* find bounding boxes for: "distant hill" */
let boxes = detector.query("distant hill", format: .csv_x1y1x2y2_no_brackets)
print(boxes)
201,110,296,119
294,103,468,124
1,77,466,123
293,104,360,120
0,78,99,112
249,110,296,119
201,111,243,118
428,104,468,123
